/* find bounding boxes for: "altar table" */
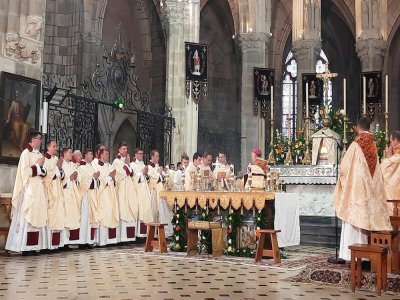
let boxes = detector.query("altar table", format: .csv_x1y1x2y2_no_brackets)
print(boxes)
160,191,300,248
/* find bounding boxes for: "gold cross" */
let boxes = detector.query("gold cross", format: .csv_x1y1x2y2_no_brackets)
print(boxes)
316,62,338,111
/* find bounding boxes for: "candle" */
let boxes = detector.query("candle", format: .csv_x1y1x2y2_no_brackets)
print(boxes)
363,76,367,115
305,82,309,118
343,78,346,115
385,75,389,113
271,85,274,119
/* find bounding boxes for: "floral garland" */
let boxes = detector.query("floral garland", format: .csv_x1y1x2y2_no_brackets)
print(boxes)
113,97,126,111
225,211,242,255
374,127,386,160
290,129,306,164
254,209,268,230
170,206,186,252
272,131,289,165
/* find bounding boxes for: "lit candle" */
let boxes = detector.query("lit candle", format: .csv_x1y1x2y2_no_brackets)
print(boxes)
343,78,346,115
305,82,309,118
271,85,274,119
385,75,389,113
363,76,367,115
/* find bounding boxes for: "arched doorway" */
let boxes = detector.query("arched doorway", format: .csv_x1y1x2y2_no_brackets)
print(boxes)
113,119,137,158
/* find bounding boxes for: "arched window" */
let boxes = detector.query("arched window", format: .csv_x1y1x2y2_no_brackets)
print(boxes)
281,49,332,139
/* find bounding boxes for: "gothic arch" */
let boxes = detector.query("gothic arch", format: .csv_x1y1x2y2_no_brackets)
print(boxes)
112,118,137,158
201,0,239,34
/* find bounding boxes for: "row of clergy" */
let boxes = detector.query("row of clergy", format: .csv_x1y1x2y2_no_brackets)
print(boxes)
5,131,266,255
333,117,400,261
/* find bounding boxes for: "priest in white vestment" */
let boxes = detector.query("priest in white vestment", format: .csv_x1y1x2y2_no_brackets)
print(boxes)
61,148,82,246
6,131,48,255
213,151,231,190
334,117,392,261
112,143,138,243
173,154,189,190
311,124,341,165
184,152,203,191
130,148,153,237
244,148,267,190
381,131,400,201
77,149,100,247
95,148,120,246
43,140,66,250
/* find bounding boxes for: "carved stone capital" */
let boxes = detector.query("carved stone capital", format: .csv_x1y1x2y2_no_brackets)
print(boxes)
161,0,189,28
355,38,386,71
24,15,44,40
292,40,321,70
5,32,43,65
236,33,269,51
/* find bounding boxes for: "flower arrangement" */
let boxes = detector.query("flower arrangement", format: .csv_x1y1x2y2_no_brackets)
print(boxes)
290,129,307,164
113,97,126,111
272,131,289,165
373,126,386,160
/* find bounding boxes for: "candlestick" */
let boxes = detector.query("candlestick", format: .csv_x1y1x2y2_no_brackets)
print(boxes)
271,85,274,119
343,78,346,115
385,75,389,113
341,114,349,161
363,76,367,115
268,118,276,165
305,82,309,118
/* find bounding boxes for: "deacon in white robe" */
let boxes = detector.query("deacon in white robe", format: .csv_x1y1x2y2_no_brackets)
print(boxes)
6,131,48,254
173,154,189,190
130,148,153,237
112,143,138,243
148,150,173,236
95,148,120,246
184,152,203,191
43,140,66,250
77,149,100,247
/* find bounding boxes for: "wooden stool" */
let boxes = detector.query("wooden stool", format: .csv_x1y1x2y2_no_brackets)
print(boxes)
255,229,281,264
370,231,399,273
349,244,388,296
144,223,168,253
0,194,12,248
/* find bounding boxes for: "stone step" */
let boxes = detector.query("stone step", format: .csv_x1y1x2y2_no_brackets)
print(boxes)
300,216,341,247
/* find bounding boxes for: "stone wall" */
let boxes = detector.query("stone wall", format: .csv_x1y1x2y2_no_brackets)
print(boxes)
198,0,241,167
0,0,46,193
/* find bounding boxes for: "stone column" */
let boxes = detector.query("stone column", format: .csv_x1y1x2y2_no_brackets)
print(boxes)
355,0,387,72
162,0,200,163
291,0,321,127
237,33,268,170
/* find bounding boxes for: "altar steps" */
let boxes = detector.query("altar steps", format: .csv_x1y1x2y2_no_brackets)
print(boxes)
300,216,341,247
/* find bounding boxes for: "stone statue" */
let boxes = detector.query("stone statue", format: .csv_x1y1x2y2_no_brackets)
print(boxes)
311,118,341,165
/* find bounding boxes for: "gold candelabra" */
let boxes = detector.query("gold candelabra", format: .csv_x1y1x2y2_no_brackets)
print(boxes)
303,116,312,165
383,111,390,159
268,118,276,165
341,114,349,160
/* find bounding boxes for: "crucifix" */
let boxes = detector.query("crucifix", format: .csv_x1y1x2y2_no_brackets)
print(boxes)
316,62,338,114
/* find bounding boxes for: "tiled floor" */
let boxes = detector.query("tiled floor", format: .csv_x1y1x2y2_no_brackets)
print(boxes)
0,245,398,300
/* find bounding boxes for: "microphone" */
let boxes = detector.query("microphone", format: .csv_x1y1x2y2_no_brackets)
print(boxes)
320,131,343,151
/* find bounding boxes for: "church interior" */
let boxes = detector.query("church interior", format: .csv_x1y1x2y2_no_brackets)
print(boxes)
1,0,400,299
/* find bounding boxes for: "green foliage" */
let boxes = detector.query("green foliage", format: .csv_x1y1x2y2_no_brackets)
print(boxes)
170,206,186,252
224,211,243,256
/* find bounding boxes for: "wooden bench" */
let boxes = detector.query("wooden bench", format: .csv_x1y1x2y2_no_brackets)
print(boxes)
255,229,281,264
144,223,167,253
349,244,388,296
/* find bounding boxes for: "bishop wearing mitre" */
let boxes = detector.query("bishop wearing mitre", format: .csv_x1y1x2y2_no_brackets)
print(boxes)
244,148,268,190
184,152,203,191
77,149,100,247
6,131,48,255
112,142,138,243
334,117,391,261
381,131,400,201
130,148,153,237
95,148,120,246
43,140,66,251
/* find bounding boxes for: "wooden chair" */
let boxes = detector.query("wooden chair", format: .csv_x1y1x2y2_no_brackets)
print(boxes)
144,223,167,253
349,244,388,296
255,229,281,264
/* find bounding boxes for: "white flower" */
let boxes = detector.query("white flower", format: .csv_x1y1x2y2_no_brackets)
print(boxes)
340,109,345,115
228,239,232,244
118,103,124,108
176,214,180,218
256,226,260,230
175,236,179,241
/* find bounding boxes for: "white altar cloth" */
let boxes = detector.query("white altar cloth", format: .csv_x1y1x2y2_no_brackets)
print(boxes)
274,192,300,247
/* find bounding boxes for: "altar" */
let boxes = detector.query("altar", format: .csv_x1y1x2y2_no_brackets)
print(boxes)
270,165,337,217
160,191,300,254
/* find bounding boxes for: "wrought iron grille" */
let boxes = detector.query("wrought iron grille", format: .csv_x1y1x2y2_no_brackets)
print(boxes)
42,86,98,153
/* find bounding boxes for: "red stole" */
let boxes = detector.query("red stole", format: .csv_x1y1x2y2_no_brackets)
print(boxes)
355,132,378,177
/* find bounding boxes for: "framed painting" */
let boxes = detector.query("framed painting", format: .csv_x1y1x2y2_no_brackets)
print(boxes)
361,71,382,104
0,72,41,164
